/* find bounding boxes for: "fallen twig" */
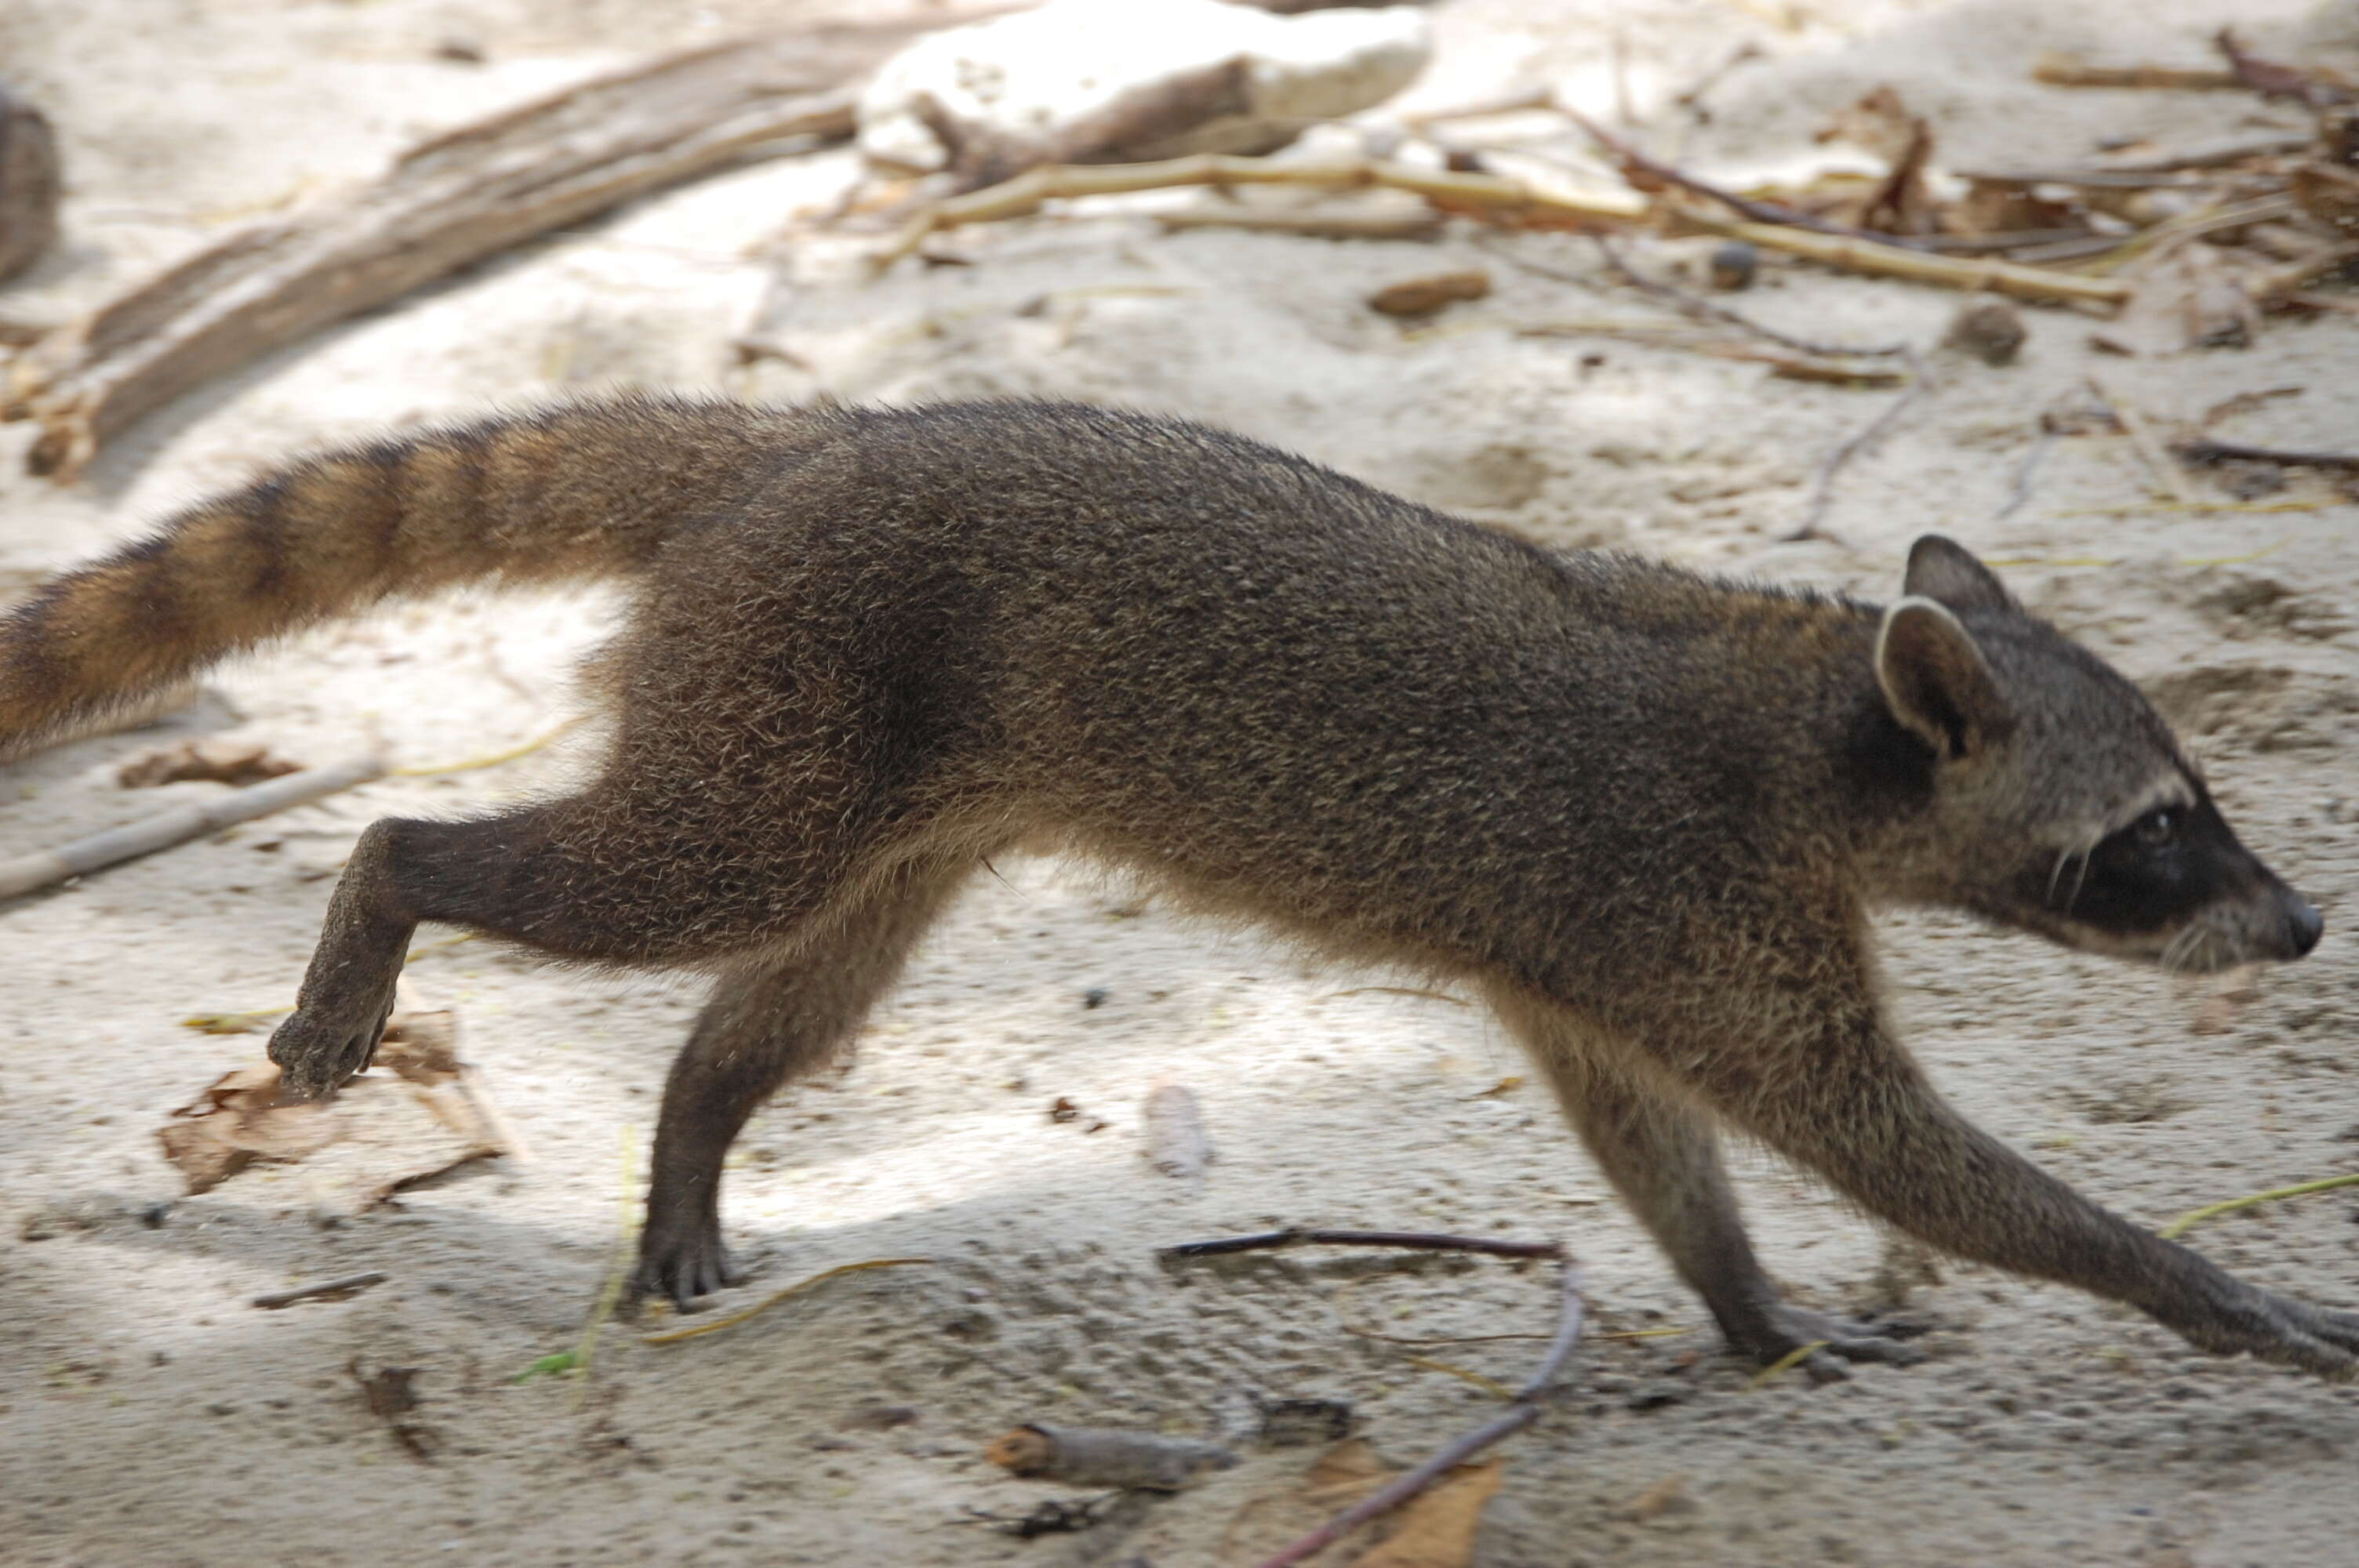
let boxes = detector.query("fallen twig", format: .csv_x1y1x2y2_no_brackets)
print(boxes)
1161,1228,1562,1261
1496,234,1909,359
2161,1174,2359,1240
1153,208,1444,241
869,152,1647,271
984,1424,1236,1490
1250,1255,1587,1568
252,1271,388,1309
2,11,996,479
2175,437,2359,469
1991,423,2060,521
1667,206,2134,307
0,753,386,901
1788,351,1928,542
2032,53,2241,93
641,1257,932,1345
1562,107,1935,251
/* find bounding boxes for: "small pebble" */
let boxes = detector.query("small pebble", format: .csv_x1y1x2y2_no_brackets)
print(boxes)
1707,240,1758,290
1942,299,2026,366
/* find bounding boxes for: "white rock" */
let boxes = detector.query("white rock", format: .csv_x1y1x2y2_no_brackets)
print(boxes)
857,0,1430,176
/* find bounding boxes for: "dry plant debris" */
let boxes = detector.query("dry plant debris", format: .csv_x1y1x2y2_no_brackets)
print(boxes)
1161,1228,1583,1568
153,1008,511,1209
1369,268,1492,314
0,11,1000,479
116,738,304,789
0,753,385,901
983,1423,1238,1490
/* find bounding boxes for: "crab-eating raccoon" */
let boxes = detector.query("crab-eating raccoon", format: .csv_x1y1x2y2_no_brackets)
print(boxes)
0,395,2338,1378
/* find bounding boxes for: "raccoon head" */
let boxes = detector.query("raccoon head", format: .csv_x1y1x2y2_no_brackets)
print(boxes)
1866,535,2321,972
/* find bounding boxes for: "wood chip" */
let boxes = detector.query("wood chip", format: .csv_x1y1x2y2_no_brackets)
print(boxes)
1369,270,1492,315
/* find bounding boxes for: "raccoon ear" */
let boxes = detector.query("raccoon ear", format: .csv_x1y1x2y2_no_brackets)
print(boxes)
1903,534,2018,615
1876,596,2016,760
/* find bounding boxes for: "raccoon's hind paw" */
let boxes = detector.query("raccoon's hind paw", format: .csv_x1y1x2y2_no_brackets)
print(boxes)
266,992,397,1099
631,1216,747,1312
1742,1305,1930,1385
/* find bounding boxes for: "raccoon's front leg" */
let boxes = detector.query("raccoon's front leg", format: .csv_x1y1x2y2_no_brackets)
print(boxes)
1732,1002,2359,1379
267,818,421,1096
1534,1040,1923,1380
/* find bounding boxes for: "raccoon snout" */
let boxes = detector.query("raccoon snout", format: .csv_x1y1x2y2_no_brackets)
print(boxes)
2283,891,2324,958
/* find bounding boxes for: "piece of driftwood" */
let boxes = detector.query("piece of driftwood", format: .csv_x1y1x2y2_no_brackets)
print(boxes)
0,84,62,284
0,753,385,899
2,11,996,481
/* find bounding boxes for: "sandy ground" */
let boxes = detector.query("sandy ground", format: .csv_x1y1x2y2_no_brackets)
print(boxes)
3,1,2357,1564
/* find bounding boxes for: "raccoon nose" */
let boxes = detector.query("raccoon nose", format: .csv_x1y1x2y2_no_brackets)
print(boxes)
2284,892,2323,957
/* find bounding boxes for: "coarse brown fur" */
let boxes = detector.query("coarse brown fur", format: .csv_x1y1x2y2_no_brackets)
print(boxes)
0,393,2343,1379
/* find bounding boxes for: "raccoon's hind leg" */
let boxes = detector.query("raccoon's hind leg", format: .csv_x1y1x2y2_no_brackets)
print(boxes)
636,861,969,1307
1514,1011,1925,1380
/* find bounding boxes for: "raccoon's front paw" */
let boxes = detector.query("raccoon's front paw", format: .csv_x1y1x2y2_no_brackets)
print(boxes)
267,992,398,1099
2182,1284,2359,1381
1736,1304,1930,1385
632,1211,746,1311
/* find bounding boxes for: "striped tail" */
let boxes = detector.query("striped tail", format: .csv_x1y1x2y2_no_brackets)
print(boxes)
0,393,801,757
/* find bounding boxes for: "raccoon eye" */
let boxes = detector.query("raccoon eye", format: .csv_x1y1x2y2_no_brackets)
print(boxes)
2134,808,2179,849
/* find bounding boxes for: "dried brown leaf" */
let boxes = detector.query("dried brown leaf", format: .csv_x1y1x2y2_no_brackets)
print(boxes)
152,1018,507,1207
1349,1459,1506,1568
117,739,304,788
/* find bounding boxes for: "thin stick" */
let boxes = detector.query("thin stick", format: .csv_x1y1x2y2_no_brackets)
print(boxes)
1253,1261,1586,1568
1152,209,1445,241
2030,55,2240,92
1991,423,2060,521
2176,437,2359,470
2160,1174,2359,1240
1788,352,1928,542
1499,235,1909,358
1747,1339,1826,1388
642,1257,932,1345
1561,107,1935,251
1161,1228,1564,1261
2088,375,2197,505
1668,205,2133,306
869,152,1648,271
251,1271,388,1309
0,753,385,900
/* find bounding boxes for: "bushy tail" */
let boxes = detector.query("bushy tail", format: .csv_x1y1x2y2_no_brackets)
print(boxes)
0,393,801,757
